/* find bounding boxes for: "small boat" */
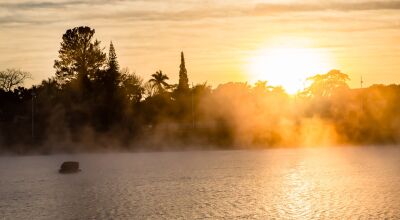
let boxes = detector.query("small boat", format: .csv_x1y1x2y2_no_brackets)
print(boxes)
59,161,81,173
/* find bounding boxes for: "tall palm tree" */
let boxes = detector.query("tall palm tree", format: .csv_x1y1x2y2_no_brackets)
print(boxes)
149,70,170,93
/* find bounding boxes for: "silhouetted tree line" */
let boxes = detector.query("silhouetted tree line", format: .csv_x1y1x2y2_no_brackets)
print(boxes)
1,26,400,153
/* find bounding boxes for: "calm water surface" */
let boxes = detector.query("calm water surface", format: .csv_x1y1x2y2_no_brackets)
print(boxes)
0,147,400,219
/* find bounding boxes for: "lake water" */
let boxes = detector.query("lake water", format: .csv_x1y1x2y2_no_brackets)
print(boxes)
0,147,400,219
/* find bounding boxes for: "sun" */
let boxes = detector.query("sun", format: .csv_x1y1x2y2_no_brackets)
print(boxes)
246,47,334,94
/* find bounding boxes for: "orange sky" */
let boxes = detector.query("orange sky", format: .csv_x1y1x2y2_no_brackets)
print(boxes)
1,0,400,90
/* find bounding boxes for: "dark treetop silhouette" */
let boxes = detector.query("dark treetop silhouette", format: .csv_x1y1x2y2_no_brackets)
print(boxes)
177,52,189,92
1,26,400,154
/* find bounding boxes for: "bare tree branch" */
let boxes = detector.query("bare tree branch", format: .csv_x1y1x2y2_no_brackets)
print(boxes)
0,68,32,91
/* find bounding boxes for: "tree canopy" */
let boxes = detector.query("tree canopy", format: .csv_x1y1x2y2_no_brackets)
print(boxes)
54,26,106,83
149,70,170,94
2,26,400,153
304,69,350,97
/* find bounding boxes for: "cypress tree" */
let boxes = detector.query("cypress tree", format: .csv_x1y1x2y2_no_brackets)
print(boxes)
178,51,189,91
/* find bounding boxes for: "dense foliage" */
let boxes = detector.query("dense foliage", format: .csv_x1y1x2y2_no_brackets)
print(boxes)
1,26,399,153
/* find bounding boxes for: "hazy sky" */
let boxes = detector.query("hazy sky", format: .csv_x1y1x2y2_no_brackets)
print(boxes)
1,0,400,89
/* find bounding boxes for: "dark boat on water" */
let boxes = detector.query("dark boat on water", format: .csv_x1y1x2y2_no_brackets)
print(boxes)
59,161,81,173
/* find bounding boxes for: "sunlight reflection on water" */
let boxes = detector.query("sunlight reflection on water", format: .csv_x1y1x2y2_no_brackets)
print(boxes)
0,147,399,219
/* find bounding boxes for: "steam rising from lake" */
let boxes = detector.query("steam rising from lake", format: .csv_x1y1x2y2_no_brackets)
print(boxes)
0,147,399,219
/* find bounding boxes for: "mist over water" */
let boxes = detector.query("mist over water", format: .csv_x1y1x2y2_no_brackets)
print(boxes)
1,3,400,219
2,26,400,153
1,147,399,219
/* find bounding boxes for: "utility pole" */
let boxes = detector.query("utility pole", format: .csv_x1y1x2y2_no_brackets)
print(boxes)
360,76,365,113
31,91,36,141
191,82,195,129
361,76,364,88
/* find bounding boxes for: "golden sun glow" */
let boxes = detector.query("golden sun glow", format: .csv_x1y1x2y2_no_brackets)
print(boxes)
247,47,334,94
